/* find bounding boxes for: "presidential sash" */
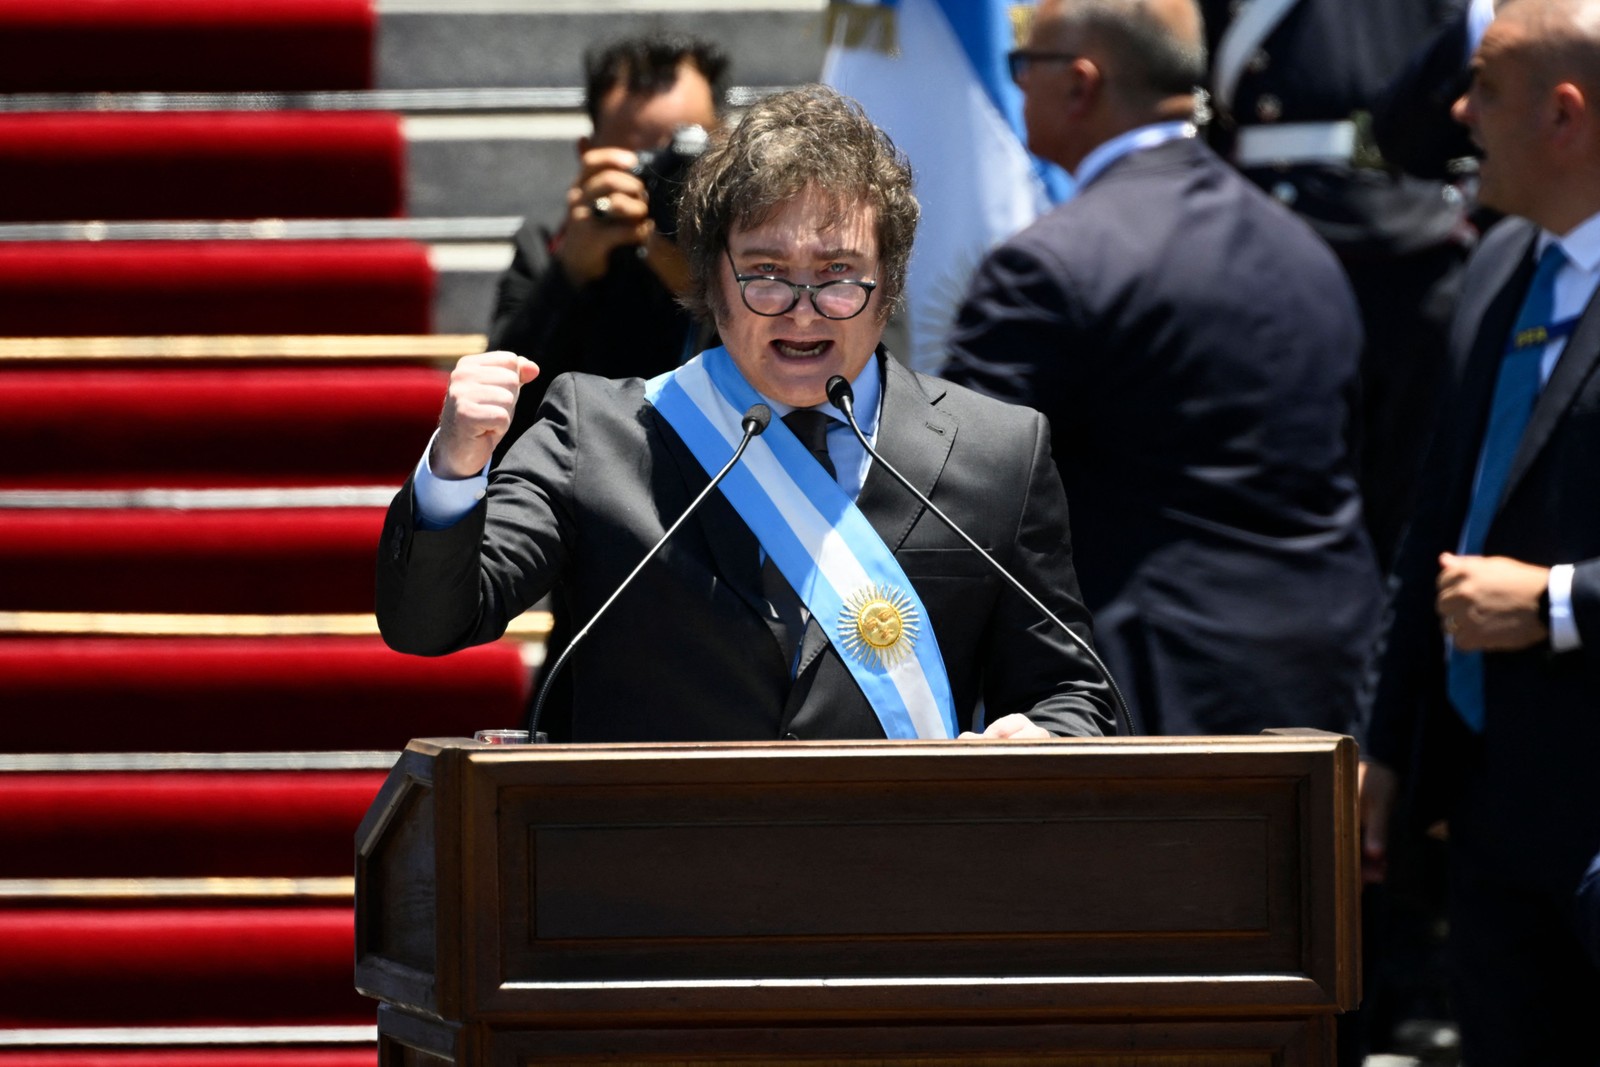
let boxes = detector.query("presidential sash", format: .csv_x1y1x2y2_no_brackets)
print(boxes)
645,348,957,740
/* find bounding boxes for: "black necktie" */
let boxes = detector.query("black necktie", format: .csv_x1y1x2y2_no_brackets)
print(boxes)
762,410,837,666
783,409,837,478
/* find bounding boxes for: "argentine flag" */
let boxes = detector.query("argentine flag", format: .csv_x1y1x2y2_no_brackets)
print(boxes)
823,0,1073,375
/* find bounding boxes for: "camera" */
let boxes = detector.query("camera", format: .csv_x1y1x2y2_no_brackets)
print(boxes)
632,124,709,238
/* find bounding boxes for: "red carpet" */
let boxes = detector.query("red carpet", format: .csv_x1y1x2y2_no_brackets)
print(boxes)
0,0,374,93
0,637,532,752
0,1054,375,1067
0,770,387,877
0,241,433,335
0,366,446,489
0,113,404,222
0,1054,374,1067
0,509,386,613
0,908,371,1026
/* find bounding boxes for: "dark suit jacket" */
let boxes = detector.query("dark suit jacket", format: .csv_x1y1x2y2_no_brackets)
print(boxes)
1368,216,1600,890
944,137,1383,738
376,355,1115,741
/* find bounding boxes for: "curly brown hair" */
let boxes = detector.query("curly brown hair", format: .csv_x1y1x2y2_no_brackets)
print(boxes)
675,84,919,324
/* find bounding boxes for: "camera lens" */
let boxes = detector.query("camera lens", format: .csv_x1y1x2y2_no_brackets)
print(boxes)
632,124,708,238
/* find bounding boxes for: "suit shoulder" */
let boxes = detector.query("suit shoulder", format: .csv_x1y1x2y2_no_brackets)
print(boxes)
521,371,656,449
912,367,1048,437
1458,216,1538,298
541,369,650,408
1004,139,1330,264
1475,215,1539,261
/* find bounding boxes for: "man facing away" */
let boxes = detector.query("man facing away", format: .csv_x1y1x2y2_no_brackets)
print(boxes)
378,85,1115,743
1363,0,1600,1059
944,0,1382,740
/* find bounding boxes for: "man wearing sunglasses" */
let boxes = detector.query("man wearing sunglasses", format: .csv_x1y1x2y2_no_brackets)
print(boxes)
376,85,1115,745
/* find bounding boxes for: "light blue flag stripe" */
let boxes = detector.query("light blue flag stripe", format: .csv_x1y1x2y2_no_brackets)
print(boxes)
935,0,1022,131
932,0,1073,200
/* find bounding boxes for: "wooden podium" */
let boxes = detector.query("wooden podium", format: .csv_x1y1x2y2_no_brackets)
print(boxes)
355,732,1359,1066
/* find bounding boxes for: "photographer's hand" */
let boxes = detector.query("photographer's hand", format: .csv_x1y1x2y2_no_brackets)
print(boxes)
557,147,652,286
640,229,693,295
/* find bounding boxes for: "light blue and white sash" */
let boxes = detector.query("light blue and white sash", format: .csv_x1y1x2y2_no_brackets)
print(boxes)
645,348,957,739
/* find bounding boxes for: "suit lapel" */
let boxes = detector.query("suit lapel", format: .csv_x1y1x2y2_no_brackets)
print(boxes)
789,356,957,685
855,356,958,550
1441,232,1537,519
649,354,961,730
645,404,789,660
1502,277,1600,506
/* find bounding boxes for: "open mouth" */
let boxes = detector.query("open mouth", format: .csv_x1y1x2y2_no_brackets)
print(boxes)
775,339,830,359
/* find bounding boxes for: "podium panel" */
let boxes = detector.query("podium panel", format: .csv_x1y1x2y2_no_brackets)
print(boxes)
356,733,1358,1066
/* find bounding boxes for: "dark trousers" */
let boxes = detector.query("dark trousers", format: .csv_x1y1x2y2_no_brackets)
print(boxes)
1448,824,1600,1064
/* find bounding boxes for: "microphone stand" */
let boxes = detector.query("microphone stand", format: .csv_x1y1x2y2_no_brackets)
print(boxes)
825,375,1132,736
526,404,772,740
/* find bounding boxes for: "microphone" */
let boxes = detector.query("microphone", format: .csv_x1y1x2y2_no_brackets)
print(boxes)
526,402,773,739
824,375,1132,736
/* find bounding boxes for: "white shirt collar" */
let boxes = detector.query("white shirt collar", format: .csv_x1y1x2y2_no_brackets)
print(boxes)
765,349,882,435
1073,121,1196,189
1529,212,1600,383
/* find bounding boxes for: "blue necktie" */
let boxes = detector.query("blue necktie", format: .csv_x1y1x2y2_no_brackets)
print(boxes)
1447,242,1566,732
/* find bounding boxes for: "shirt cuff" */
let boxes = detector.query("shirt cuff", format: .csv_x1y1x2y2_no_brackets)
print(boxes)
1549,563,1581,652
411,429,489,531
1467,0,1495,61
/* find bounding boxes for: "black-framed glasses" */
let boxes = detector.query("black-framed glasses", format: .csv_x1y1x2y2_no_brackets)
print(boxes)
1007,49,1079,84
725,249,877,320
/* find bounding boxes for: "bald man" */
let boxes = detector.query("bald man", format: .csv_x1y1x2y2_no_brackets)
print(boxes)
1363,0,1600,1060
945,0,1381,744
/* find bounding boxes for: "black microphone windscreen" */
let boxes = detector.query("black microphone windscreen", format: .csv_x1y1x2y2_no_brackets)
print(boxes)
742,403,772,435
825,376,854,410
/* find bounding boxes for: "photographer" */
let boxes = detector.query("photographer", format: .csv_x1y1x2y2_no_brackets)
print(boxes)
486,34,729,460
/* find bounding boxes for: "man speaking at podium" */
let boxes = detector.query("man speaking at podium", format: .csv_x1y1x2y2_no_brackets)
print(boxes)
376,86,1114,743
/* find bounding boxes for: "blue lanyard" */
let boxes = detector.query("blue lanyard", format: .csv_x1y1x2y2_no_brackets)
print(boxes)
1509,314,1580,354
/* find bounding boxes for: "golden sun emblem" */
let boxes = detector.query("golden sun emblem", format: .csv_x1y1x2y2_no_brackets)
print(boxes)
837,583,920,668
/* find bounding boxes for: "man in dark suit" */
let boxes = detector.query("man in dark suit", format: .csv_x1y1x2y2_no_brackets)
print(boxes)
944,0,1381,739
1361,0,1600,1060
377,85,1115,743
